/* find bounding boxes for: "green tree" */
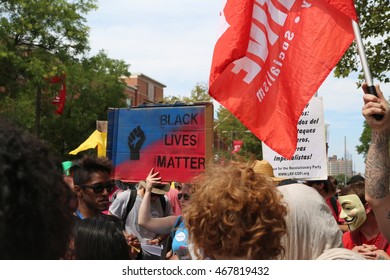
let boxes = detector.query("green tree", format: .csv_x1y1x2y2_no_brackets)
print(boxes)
0,0,97,134
356,96,390,159
163,94,181,103
335,0,390,84
40,51,130,158
355,121,372,159
334,174,350,188
214,106,263,160
334,1,389,160
0,1,133,158
184,82,211,102
164,82,211,103
0,0,98,88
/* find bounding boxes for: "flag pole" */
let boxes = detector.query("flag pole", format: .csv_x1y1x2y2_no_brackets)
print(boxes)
351,20,383,120
351,20,375,93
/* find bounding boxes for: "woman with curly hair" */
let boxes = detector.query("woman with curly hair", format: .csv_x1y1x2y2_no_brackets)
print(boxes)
184,161,288,260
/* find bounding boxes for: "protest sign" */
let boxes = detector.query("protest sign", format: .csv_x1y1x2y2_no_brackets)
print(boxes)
107,103,214,182
262,96,327,180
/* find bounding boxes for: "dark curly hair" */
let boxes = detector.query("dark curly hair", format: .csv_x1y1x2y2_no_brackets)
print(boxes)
184,161,288,260
0,117,74,259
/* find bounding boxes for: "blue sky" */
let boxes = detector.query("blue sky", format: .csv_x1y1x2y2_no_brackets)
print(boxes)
85,0,390,175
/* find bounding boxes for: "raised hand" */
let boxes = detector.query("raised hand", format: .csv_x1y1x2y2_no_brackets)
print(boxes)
145,168,161,192
362,83,389,132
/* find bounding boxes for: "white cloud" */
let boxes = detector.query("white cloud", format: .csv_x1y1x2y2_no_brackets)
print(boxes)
319,73,390,113
86,0,222,95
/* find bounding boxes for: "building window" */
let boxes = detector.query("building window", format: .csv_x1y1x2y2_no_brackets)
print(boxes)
126,98,132,108
148,83,155,101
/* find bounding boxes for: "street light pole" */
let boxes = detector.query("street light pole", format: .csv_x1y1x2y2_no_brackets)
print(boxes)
344,136,347,186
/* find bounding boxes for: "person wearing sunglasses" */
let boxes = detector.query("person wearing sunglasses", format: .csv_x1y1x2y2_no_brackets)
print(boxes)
73,156,115,219
138,169,193,260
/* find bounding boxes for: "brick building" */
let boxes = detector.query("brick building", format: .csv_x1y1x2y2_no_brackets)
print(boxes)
121,73,166,106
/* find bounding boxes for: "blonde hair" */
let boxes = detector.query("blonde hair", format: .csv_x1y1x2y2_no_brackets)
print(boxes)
184,161,287,259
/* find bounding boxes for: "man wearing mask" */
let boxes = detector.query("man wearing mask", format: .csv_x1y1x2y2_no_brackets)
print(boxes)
339,181,390,260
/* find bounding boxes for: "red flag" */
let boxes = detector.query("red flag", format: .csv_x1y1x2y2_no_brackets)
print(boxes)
231,140,243,154
49,75,66,115
209,0,357,159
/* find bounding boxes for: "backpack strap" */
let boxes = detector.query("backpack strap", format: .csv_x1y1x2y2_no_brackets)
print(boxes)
159,195,167,216
170,216,183,239
175,216,183,228
109,187,122,204
123,189,137,226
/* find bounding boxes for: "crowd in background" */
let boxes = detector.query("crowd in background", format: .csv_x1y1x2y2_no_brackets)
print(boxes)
0,84,389,260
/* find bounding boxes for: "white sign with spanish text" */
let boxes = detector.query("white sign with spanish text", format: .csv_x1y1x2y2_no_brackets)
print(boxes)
262,96,327,180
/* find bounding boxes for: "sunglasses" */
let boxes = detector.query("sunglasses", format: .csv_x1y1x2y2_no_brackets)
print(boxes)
178,193,190,201
81,180,115,194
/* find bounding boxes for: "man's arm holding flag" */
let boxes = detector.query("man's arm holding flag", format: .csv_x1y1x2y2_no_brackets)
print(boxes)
362,83,390,242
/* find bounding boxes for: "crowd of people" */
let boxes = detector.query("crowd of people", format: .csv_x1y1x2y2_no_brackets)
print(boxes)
0,83,389,260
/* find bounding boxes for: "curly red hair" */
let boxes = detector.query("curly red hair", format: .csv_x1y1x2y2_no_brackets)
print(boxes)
184,161,287,259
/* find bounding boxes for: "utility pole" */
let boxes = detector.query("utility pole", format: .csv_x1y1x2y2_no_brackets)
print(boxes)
344,136,347,186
